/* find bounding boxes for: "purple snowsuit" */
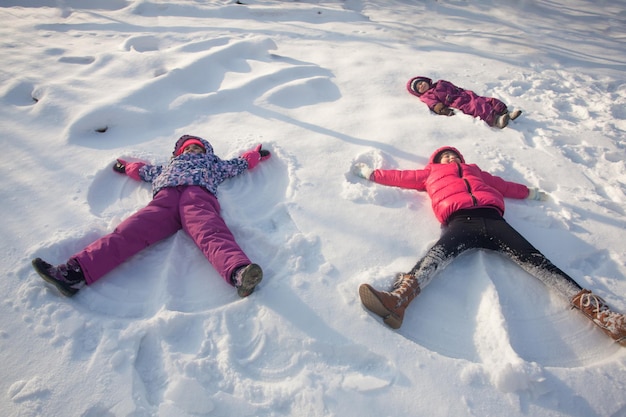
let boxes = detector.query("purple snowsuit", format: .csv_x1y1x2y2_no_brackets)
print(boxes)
72,135,252,286
407,76,508,126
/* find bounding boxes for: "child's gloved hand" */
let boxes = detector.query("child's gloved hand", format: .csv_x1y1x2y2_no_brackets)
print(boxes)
352,163,374,180
527,187,549,201
242,145,271,169
434,103,454,116
113,159,145,181
113,159,127,173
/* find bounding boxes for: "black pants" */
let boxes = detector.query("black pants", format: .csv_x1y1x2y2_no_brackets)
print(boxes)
408,208,583,299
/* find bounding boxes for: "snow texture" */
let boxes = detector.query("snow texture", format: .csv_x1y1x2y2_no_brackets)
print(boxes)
1,1,626,416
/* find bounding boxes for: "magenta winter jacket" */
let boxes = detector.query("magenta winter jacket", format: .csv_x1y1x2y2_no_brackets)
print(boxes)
407,76,508,126
370,146,530,224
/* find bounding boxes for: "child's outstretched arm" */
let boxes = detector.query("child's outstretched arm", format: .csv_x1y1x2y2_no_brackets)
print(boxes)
352,162,428,191
112,159,147,181
241,144,271,170
479,170,548,201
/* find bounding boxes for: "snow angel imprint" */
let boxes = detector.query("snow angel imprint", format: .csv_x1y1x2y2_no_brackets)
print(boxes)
353,146,626,346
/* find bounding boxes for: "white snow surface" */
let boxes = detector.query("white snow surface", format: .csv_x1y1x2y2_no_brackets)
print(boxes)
2,1,626,416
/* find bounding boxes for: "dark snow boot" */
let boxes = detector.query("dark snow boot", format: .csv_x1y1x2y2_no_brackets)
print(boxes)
571,289,626,346
359,273,421,329
232,264,263,297
32,257,86,297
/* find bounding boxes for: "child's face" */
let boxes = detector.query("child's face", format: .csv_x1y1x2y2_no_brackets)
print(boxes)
182,144,205,154
416,80,430,94
438,151,461,164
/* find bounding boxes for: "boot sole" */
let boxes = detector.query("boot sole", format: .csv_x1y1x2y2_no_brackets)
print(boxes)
31,258,78,297
237,264,263,298
358,284,402,329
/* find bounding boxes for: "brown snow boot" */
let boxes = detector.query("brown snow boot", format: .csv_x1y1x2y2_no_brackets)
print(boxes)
571,289,626,346
359,273,421,329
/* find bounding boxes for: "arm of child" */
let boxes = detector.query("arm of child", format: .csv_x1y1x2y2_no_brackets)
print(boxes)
352,162,429,191
241,144,271,170
480,170,548,200
113,159,147,181
433,103,454,116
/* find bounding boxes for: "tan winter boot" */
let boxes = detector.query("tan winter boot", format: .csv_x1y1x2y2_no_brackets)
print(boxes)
358,273,421,329
495,112,510,128
571,289,626,346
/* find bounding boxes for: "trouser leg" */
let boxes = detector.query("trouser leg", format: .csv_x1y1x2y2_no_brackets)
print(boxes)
484,217,583,299
408,216,483,290
360,216,482,328
180,187,251,284
73,188,182,284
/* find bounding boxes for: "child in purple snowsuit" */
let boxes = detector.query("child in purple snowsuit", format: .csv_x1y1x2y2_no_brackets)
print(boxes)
32,135,270,298
407,76,522,128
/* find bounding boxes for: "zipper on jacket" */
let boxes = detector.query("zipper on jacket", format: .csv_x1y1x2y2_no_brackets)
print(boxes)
456,162,478,206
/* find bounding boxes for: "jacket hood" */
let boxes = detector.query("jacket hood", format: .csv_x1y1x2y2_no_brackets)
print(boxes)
429,146,465,164
173,135,214,156
407,76,433,96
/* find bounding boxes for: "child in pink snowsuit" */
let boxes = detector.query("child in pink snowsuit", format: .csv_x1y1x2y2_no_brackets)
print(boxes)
407,76,522,128
32,135,270,298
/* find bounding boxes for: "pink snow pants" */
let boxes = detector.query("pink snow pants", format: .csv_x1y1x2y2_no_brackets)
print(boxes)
72,186,251,285
452,92,507,126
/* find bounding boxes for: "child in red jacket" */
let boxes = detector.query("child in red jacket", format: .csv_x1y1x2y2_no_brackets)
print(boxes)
407,76,522,128
353,146,626,346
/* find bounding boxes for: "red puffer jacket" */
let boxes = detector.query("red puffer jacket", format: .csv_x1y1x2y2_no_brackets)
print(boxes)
370,146,530,224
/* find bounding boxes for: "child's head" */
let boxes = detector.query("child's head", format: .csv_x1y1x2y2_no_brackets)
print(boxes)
436,150,461,164
430,146,465,164
173,135,211,156
409,76,432,95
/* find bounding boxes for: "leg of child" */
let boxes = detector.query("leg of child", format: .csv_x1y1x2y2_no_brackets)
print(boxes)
408,214,484,290
73,188,183,284
179,186,251,284
484,216,583,299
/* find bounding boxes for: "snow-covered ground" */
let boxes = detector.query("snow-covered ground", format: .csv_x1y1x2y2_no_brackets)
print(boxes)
2,1,626,416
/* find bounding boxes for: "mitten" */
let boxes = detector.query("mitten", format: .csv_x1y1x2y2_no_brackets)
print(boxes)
242,144,271,169
352,163,374,180
527,187,548,201
113,159,126,174
113,159,145,181
433,103,454,116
